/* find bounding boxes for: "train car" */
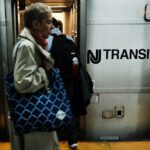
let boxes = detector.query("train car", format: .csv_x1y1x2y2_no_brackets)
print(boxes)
1,0,150,143
84,0,150,141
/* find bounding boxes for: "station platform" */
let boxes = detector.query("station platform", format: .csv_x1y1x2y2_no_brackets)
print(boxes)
1,141,150,150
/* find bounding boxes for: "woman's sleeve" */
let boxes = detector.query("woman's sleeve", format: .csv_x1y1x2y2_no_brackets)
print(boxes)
13,43,49,93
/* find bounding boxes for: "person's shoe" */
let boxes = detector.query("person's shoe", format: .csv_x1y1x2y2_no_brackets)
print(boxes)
69,143,78,149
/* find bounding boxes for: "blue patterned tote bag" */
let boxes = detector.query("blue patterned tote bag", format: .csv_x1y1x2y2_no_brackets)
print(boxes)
5,68,73,134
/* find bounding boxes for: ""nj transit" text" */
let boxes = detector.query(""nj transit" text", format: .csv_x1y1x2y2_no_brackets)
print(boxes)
87,49,150,64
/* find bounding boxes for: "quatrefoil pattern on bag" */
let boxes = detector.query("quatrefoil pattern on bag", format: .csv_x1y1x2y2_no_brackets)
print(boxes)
5,69,73,134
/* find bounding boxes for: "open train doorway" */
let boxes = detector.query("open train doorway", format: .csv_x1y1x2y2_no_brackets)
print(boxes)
16,0,86,140
0,0,87,141
16,0,88,141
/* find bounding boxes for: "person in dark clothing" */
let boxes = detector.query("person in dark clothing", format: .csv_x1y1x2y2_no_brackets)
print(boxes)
47,17,80,149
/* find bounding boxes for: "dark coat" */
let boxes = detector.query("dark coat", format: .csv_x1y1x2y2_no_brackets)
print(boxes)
71,65,93,116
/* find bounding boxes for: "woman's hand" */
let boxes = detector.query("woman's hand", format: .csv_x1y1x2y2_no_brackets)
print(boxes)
42,60,54,70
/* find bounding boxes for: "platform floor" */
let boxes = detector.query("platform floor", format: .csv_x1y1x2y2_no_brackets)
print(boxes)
1,141,150,150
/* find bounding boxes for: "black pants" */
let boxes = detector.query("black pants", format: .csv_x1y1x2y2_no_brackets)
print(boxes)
63,79,79,145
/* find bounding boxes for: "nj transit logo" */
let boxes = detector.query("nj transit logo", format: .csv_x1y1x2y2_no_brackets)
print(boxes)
87,49,150,64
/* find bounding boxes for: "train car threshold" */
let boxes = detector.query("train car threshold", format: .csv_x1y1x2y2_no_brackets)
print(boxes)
1,141,150,150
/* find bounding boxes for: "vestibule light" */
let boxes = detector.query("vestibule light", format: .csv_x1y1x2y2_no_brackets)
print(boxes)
48,6,67,8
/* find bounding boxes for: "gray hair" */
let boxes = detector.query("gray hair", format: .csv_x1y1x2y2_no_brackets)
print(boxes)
24,2,52,28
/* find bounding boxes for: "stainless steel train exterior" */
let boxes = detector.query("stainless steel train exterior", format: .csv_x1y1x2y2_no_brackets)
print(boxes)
83,0,150,141
1,0,150,141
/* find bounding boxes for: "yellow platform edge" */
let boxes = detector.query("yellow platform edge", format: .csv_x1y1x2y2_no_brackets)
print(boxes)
1,141,150,150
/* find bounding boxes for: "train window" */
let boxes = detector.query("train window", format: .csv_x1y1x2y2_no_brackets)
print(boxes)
144,4,150,21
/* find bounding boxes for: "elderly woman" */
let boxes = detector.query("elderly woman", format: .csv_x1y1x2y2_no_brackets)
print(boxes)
11,3,59,150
